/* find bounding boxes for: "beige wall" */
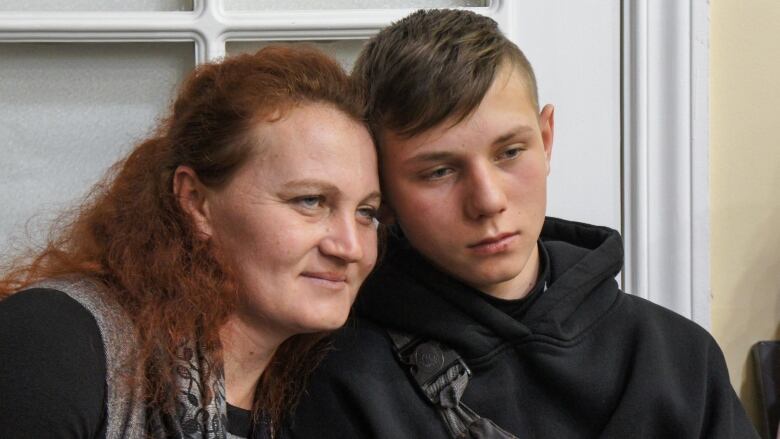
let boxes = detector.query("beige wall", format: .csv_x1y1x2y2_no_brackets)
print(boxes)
710,0,780,426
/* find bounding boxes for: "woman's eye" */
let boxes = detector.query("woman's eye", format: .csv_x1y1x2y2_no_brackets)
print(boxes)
294,195,324,209
423,167,454,181
356,206,379,225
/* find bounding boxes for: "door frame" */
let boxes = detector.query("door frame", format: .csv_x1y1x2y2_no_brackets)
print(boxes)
621,0,710,327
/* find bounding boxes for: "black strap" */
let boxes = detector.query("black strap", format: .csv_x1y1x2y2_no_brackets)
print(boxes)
387,330,520,439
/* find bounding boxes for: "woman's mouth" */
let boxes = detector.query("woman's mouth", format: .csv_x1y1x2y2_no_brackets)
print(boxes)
300,271,348,289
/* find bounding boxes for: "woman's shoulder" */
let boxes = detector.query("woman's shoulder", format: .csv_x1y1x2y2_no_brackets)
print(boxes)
0,287,108,437
0,286,105,342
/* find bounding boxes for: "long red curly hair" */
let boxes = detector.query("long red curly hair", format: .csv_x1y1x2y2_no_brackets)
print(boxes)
0,45,365,428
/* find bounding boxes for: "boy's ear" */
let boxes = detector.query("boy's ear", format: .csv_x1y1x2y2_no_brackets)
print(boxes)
173,165,213,239
377,203,396,226
539,104,555,174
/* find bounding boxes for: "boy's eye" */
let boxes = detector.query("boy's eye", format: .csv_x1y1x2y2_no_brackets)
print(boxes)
496,147,522,161
423,167,454,180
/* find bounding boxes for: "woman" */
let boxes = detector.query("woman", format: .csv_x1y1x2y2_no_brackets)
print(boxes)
0,46,380,438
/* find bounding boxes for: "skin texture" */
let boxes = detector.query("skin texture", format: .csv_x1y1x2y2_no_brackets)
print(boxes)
175,102,380,408
205,103,379,338
381,64,555,300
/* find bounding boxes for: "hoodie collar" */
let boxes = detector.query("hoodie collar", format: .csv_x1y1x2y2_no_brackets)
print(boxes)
355,217,624,361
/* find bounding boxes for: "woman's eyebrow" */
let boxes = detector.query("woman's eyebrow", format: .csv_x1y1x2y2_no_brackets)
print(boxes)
362,192,382,204
281,179,337,193
283,180,380,204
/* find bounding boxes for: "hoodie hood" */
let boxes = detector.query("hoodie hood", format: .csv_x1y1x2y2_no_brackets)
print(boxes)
354,217,624,361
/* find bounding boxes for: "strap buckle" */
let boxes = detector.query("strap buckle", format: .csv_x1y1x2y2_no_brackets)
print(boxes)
395,336,471,389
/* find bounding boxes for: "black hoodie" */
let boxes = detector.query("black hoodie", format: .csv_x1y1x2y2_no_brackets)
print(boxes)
283,217,758,438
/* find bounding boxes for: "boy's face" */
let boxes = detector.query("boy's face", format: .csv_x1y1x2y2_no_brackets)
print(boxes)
380,64,554,298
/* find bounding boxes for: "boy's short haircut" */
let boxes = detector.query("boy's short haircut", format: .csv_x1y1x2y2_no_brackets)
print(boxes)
352,8,539,144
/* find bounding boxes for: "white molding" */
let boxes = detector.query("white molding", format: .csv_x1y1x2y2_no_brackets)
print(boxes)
622,0,710,328
0,1,495,63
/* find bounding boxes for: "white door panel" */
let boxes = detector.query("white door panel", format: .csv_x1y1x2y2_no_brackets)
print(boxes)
227,39,365,71
0,43,193,252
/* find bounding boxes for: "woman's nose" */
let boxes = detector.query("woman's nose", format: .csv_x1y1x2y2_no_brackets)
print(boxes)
319,214,364,263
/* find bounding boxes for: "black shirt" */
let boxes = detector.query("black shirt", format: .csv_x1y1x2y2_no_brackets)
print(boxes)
0,288,107,438
0,288,268,438
227,403,252,438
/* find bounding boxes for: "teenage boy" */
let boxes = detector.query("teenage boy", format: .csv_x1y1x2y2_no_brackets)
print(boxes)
283,9,757,439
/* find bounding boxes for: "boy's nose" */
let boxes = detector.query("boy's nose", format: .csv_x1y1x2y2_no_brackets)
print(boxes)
464,163,507,220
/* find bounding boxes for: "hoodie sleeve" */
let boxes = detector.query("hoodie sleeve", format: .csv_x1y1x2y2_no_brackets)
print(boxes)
699,338,760,439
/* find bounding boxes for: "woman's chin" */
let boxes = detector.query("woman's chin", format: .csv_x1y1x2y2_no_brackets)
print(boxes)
292,309,351,334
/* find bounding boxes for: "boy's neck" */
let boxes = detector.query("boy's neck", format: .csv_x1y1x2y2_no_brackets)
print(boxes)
477,244,541,301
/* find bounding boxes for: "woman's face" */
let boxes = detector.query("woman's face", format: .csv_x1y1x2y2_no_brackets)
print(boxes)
203,103,380,338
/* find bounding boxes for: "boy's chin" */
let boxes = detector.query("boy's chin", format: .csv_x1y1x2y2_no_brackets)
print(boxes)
461,269,523,293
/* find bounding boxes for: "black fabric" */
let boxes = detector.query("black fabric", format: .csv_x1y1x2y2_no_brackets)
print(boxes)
227,403,252,438
226,404,274,439
0,288,273,439
283,217,759,439
0,288,108,439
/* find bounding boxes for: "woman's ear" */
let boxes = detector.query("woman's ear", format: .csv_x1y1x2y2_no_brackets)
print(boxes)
173,165,213,239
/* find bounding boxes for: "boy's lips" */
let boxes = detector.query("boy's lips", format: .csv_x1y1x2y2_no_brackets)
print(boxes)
468,232,519,255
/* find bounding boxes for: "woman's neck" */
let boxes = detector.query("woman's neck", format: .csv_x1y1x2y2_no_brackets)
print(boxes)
219,315,283,410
